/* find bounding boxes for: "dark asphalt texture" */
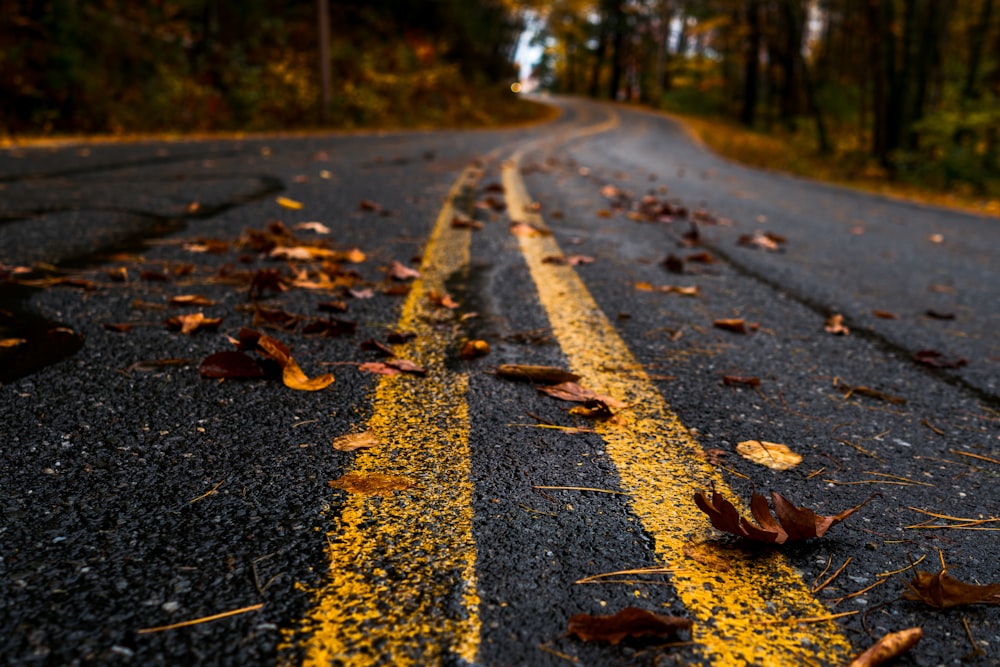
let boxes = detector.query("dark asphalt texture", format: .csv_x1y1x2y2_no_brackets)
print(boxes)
1,98,998,666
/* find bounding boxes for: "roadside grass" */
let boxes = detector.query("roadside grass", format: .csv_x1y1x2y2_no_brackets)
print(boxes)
658,102,1000,219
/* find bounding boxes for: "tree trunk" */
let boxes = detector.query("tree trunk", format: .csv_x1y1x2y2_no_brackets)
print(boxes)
740,0,762,127
608,0,626,100
963,0,994,100
317,0,331,124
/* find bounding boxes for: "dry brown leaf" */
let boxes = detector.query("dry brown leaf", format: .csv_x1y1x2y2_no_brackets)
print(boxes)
428,289,459,309
872,310,898,319
568,399,615,420
257,334,333,391
0,337,27,348
714,318,757,334
537,381,626,409
848,627,922,667
165,312,222,335
914,349,968,368
169,294,216,307
694,489,877,544
329,472,414,495
199,351,266,379
387,261,421,281
451,214,484,230
332,431,379,452
460,339,491,359
293,222,330,234
903,568,1000,609
824,313,850,335
722,375,761,388
495,364,580,385
358,361,402,376
567,607,692,645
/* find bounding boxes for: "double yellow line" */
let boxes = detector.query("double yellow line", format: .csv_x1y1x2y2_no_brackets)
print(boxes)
284,106,854,665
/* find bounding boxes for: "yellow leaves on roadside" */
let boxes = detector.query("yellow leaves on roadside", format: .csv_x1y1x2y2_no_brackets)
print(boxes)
276,196,303,210
329,472,414,495
736,440,802,471
849,628,922,667
164,312,223,335
694,488,878,544
332,431,379,452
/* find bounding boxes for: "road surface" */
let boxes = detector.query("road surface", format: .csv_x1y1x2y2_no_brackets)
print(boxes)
1,97,998,666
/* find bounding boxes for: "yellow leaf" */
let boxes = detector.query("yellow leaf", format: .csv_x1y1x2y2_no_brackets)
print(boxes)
276,196,304,210
0,338,27,348
282,360,334,391
332,431,379,451
736,440,802,471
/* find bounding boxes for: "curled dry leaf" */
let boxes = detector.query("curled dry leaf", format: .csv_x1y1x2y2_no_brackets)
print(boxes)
329,472,414,495
169,294,215,307
714,318,758,334
834,379,906,405
293,222,330,234
567,607,692,645
848,627,922,667
387,261,421,281
359,359,427,376
428,289,459,309
914,349,968,369
537,381,626,409
568,399,615,420
824,313,850,335
332,431,379,452
451,214,484,230
257,334,334,391
694,488,878,544
460,339,491,359
722,375,761,388
903,568,1000,609
735,440,802,471
199,351,265,379
495,364,580,385
635,282,699,296
165,312,222,335
276,196,303,210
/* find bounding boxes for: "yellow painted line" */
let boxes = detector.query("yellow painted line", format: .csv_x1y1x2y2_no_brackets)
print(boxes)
502,148,855,665
280,164,484,666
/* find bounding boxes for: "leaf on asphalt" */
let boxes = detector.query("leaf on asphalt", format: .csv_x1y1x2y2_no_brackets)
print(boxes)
543,254,595,266
386,359,427,375
477,195,506,211
495,364,580,385
253,305,301,331
714,318,758,334
722,375,761,388
568,399,615,420
183,238,229,254
103,323,139,333
924,309,955,320
509,221,549,237
140,269,170,282
257,334,334,391
359,360,427,377
824,313,850,335
738,231,786,251
903,568,1000,609
537,381,626,409
686,250,715,263
452,214,484,230
332,431,379,452
428,289,459,309
329,472,414,495
736,440,802,471
317,300,348,313
566,607,692,645
0,337,27,347
694,488,877,544
169,294,216,307
302,317,357,337
348,287,375,299
635,282,699,296
165,312,222,335
460,339,491,359
270,245,337,261
834,379,906,404
848,628,922,667
276,196,303,210
199,351,266,379
386,330,417,344
293,221,330,234
662,254,685,274
914,349,968,368
872,310,898,319
337,247,367,264
360,338,395,357
249,268,288,299
358,199,382,212
387,260,421,281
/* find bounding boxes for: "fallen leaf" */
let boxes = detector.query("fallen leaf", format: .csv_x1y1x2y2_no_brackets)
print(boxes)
103,323,140,333
256,334,333,391
359,361,402,376
509,221,548,237
339,247,366,264
824,313,850,335
914,349,968,369
738,231,785,251
270,245,337,261
928,283,956,294
924,309,955,320
360,338,394,357
199,351,265,379
568,399,615,419
387,261,421,281
249,268,288,299
348,287,375,299
834,379,906,404
428,289,459,309
169,294,216,307
253,305,301,331
495,364,580,384
848,627,922,667
358,199,382,212
722,375,761,388
567,607,692,645
276,196,303,210
165,312,222,335
694,489,877,544
386,331,417,344
714,318,757,334
663,254,685,273
635,282,699,296
452,214,484,230
293,222,330,234
736,440,802,471
0,338,27,348
537,381,626,409
387,359,427,375
872,310,898,319
329,472,414,495
460,339,491,359
903,568,1000,609
317,300,348,313
332,431,379,452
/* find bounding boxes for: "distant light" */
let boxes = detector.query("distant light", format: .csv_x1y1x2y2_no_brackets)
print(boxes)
510,82,522,94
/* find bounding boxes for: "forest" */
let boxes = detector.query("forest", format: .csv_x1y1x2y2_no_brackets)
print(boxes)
4,1,998,198
532,0,1000,197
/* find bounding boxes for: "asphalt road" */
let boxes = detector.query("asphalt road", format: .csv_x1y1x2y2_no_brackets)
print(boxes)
1,97,998,667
